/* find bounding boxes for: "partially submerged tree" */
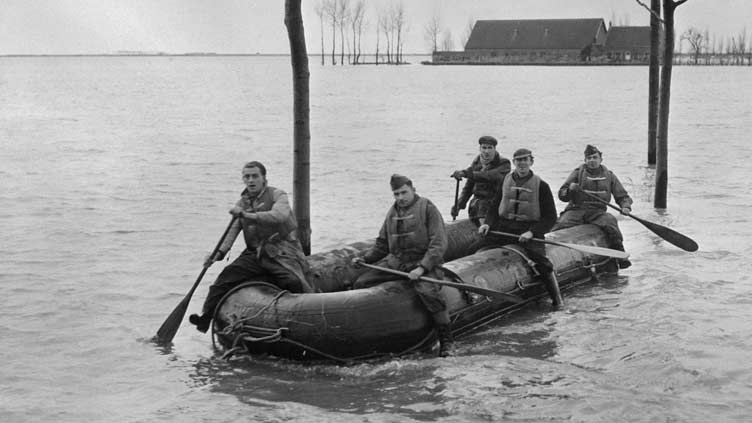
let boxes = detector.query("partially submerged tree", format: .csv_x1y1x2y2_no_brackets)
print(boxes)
648,0,660,165
284,0,311,254
441,29,454,51
314,1,326,65
350,0,366,64
337,0,350,65
636,0,689,208
681,27,704,64
655,0,689,208
460,17,475,49
424,12,441,53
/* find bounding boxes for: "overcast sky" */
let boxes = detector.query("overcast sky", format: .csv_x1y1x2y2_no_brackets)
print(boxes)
1,0,749,55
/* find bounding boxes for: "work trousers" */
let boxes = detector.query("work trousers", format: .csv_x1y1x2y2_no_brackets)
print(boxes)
201,248,307,317
470,225,554,274
552,208,625,250
353,256,450,326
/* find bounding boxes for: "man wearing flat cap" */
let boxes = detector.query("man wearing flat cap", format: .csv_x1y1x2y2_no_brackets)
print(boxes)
552,144,633,269
351,174,454,357
451,136,511,226
475,148,564,309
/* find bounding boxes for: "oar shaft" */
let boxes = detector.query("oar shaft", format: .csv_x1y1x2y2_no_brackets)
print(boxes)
358,262,523,303
487,230,629,259
452,178,460,221
154,216,238,345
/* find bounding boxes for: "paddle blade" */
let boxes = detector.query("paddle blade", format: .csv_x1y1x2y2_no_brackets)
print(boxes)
634,215,699,252
154,294,191,345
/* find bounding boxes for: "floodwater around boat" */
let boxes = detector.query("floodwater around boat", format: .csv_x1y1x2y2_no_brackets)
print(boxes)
1,55,750,422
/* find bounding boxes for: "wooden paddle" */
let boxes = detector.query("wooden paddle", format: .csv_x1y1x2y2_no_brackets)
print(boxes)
488,230,630,259
451,177,460,221
579,191,699,252
358,262,524,303
154,216,238,345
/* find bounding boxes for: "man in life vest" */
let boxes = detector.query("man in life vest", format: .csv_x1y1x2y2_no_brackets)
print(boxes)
552,144,633,269
451,135,511,226
351,174,454,357
475,148,564,310
189,161,313,333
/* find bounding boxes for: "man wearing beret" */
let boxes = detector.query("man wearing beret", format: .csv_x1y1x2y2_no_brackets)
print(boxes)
451,136,511,226
351,174,454,357
552,144,633,269
189,161,313,333
475,149,564,309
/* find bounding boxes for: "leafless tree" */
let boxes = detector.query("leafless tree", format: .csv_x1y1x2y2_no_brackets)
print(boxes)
350,0,366,64
460,18,475,49
734,30,747,65
441,29,454,51
336,0,350,65
392,1,407,64
375,12,381,64
379,9,392,63
681,27,704,64
314,1,326,65
424,12,441,53
324,0,337,65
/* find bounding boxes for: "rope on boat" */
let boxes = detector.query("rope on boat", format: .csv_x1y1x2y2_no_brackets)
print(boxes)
211,281,288,350
499,246,540,276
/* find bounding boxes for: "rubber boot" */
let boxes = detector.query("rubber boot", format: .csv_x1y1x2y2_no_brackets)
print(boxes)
437,324,455,357
611,241,632,269
189,313,212,333
542,272,564,310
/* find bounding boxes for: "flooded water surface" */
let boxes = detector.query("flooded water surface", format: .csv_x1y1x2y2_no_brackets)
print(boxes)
1,56,750,422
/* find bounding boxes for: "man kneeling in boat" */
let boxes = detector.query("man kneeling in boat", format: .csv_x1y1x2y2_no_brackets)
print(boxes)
551,144,633,269
450,135,511,226
351,174,454,357
475,148,564,310
189,161,313,333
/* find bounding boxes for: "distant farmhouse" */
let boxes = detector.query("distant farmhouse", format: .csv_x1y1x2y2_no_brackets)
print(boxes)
431,19,659,65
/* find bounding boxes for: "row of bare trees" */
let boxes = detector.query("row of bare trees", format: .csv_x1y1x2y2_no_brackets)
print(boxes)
680,27,752,65
314,0,408,65
423,13,475,53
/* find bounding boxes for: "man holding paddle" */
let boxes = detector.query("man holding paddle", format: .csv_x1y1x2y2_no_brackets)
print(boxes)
188,161,313,333
552,145,633,269
475,148,564,310
351,174,454,357
451,135,511,226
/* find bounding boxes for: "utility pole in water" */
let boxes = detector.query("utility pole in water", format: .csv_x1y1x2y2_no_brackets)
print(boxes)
284,0,312,255
655,0,689,208
647,0,660,166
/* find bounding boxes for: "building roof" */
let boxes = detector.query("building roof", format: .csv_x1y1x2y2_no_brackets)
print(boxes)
605,26,652,50
465,19,607,50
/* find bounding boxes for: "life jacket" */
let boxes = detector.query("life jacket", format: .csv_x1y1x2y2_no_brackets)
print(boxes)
385,196,430,262
239,186,297,249
498,172,541,222
577,164,613,209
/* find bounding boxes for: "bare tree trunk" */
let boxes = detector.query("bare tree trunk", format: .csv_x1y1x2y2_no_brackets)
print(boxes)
648,0,660,165
655,0,686,209
318,9,325,65
284,0,311,255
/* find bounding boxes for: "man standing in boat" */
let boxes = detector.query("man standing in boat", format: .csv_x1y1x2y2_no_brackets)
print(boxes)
351,174,454,357
451,135,511,226
551,144,633,269
475,148,564,310
189,161,313,333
